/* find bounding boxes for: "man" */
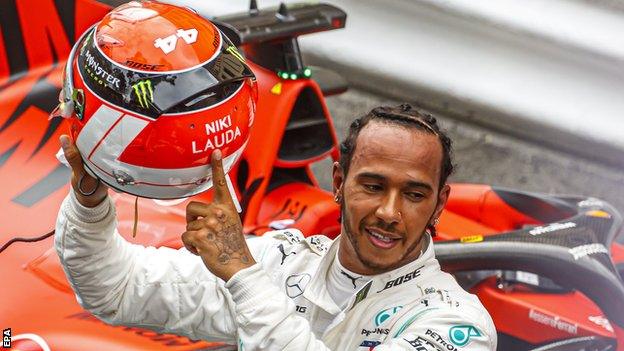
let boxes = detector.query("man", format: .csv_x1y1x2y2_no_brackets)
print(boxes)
56,104,497,350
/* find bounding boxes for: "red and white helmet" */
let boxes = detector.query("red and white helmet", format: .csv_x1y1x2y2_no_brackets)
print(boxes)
52,1,257,199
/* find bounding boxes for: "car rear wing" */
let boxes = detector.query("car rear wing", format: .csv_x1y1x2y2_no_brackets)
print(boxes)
213,2,348,96
213,2,346,46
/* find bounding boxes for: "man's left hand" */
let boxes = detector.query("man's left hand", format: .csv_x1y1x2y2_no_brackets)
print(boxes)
181,150,256,281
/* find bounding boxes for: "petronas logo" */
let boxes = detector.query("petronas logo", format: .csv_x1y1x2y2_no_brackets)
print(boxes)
449,325,482,346
132,80,153,108
226,46,245,63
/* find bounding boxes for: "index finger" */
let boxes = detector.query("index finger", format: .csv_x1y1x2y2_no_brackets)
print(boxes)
210,149,235,206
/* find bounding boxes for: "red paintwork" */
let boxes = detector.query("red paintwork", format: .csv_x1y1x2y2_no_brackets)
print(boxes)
0,1,622,350
616,326,624,351
96,2,221,72
613,242,624,262
474,277,616,343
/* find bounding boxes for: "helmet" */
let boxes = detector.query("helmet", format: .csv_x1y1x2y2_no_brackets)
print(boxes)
52,1,257,199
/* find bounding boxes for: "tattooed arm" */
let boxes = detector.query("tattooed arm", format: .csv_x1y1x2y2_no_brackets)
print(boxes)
55,143,267,342
181,150,255,282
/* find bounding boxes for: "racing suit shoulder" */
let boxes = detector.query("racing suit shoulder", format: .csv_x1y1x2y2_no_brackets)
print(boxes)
260,230,332,260
263,228,305,245
253,230,332,273
380,288,497,350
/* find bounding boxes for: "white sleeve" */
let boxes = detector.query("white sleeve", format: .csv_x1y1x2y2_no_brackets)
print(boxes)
54,192,273,343
225,264,332,350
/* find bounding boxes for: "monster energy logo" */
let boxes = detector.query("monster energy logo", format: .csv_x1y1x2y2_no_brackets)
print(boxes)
226,46,245,63
80,31,93,55
132,80,153,108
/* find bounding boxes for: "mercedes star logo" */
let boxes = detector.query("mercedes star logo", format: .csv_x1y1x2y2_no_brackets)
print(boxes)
285,273,311,298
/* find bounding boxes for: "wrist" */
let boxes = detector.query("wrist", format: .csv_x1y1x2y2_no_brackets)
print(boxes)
206,256,257,282
69,190,111,223
73,175,106,208
224,260,256,282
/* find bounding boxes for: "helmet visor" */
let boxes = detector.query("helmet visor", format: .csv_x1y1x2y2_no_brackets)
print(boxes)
76,27,254,118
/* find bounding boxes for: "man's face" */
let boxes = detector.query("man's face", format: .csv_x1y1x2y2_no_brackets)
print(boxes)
334,121,450,275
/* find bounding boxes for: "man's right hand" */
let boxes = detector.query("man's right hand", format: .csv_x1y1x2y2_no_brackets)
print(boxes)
60,134,109,208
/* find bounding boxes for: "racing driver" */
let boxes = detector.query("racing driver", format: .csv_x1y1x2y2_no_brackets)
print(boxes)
56,103,497,350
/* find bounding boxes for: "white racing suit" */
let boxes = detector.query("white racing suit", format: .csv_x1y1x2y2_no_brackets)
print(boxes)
55,192,497,350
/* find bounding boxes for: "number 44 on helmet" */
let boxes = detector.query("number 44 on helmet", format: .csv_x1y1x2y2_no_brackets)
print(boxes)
50,1,258,200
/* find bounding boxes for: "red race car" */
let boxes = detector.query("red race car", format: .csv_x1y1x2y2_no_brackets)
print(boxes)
0,1,622,350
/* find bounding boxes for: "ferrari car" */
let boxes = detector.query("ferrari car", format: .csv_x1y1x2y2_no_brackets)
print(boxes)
0,1,622,350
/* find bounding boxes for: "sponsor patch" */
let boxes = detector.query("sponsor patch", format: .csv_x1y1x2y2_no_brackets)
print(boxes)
285,273,311,298
588,315,614,333
528,309,577,335
448,325,482,347
424,328,461,350
577,198,604,208
377,266,423,293
359,340,381,350
529,222,576,236
125,60,164,71
374,306,403,327
83,49,121,88
585,210,611,218
460,235,483,243
361,327,389,337
568,243,608,260
350,281,372,310
273,230,303,245
132,80,153,108
403,336,438,350
277,243,296,265
306,236,329,254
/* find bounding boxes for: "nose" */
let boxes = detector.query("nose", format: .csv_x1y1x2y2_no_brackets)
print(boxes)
374,191,401,225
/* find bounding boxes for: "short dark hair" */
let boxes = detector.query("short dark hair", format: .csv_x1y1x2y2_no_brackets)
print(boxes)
339,103,454,189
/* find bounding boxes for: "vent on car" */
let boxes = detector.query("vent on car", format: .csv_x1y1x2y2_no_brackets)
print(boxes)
276,87,335,166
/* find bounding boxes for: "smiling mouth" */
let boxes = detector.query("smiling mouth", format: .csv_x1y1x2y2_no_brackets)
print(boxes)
365,228,401,249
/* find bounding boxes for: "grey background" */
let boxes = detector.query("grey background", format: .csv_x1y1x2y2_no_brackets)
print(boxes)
311,88,624,241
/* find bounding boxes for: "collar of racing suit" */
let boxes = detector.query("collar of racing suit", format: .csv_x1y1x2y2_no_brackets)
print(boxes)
303,233,440,315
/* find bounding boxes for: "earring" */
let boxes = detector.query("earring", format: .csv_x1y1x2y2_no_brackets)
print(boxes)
334,193,341,203
433,218,440,226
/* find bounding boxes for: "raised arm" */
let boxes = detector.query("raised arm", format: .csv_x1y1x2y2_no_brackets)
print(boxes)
54,135,262,342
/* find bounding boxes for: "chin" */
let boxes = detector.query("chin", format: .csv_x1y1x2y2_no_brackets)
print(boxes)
356,244,404,273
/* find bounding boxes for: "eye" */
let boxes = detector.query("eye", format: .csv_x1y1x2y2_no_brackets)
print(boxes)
405,192,425,202
363,184,382,192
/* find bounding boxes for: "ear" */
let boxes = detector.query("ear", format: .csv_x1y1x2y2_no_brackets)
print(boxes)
332,161,344,197
432,184,451,221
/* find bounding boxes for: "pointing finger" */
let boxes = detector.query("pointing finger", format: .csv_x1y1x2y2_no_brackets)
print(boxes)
210,149,234,207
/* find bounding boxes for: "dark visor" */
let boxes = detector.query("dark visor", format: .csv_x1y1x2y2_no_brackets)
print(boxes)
76,28,254,118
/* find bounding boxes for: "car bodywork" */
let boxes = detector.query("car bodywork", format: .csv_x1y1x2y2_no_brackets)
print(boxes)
0,1,623,350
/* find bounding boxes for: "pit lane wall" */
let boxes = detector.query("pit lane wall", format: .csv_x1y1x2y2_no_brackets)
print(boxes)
174,0,624,167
